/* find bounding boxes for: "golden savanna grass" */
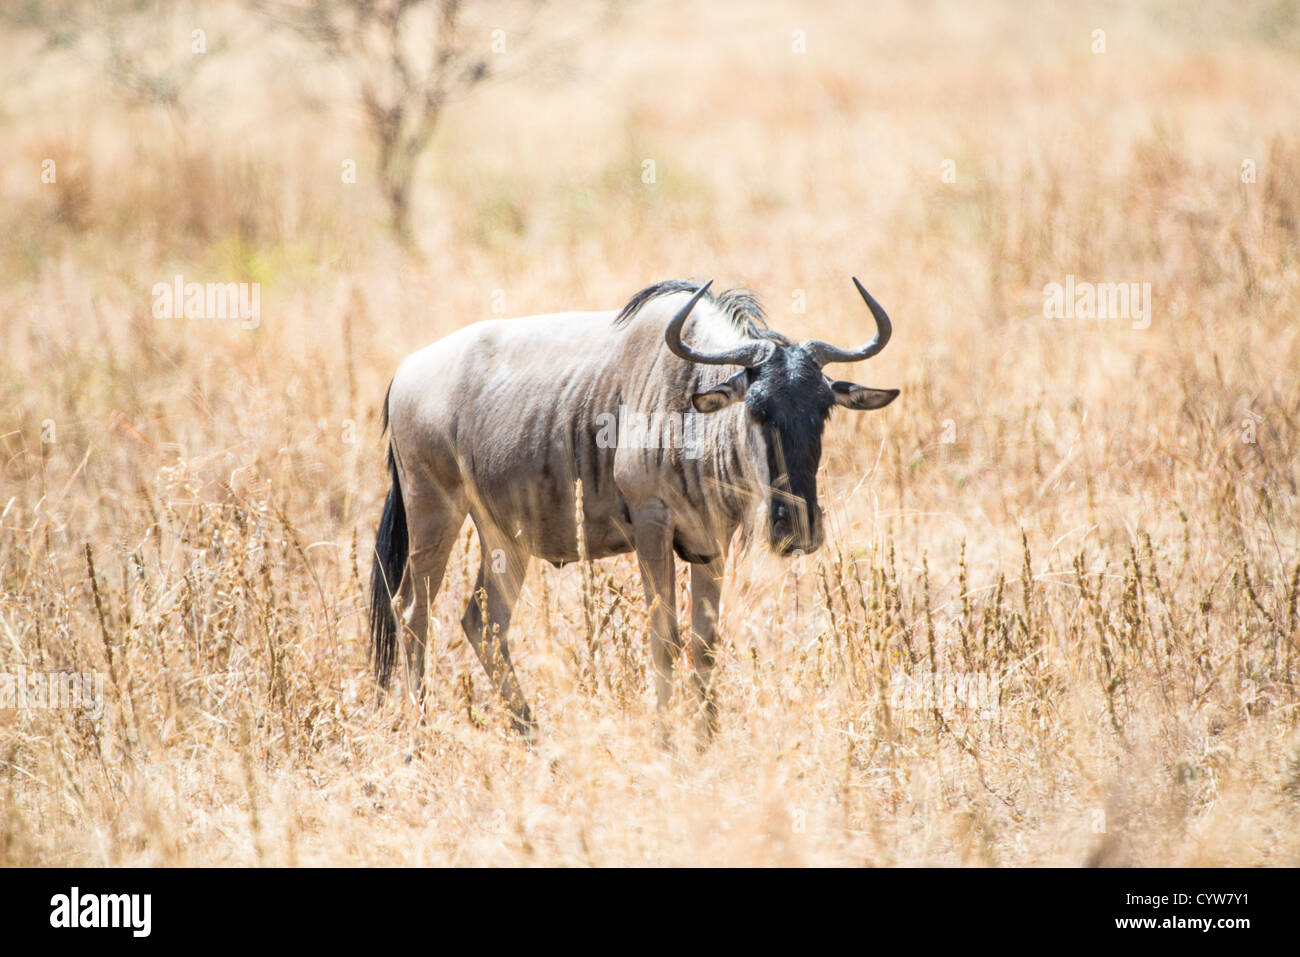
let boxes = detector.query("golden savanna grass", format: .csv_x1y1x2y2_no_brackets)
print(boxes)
2,0,1299,865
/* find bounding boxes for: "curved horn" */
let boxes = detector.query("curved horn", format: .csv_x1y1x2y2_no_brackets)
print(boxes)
664,281,775,367
803,277,893,367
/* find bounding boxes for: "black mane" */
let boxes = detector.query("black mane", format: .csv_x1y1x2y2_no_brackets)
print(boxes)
614,280,786,343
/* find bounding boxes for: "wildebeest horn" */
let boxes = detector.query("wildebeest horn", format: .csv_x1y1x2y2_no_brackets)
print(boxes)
665,280,776,367
803,277,893,366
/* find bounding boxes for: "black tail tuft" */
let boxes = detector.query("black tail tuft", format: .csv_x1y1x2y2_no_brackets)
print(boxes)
369,443,408,689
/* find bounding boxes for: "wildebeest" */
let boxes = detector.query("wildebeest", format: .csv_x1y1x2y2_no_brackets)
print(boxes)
369,278,898,737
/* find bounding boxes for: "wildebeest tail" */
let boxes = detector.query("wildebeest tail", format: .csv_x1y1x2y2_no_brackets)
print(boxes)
369,439,407,689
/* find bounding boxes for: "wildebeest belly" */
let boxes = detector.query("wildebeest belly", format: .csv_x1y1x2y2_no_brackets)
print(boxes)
458,429,635,563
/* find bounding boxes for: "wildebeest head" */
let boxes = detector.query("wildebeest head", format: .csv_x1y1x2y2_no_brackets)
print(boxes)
665,279,899,556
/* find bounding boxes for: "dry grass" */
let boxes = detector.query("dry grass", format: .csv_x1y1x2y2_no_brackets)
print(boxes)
2,0,1300,865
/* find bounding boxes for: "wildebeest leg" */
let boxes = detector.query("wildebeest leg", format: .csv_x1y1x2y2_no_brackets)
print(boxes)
395,495,464,714
462,520,536,737
689,553,726,736
632,504,680,718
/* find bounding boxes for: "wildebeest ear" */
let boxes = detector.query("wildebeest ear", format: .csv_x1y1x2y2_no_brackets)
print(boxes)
830,381,899,410
692,369,750,413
